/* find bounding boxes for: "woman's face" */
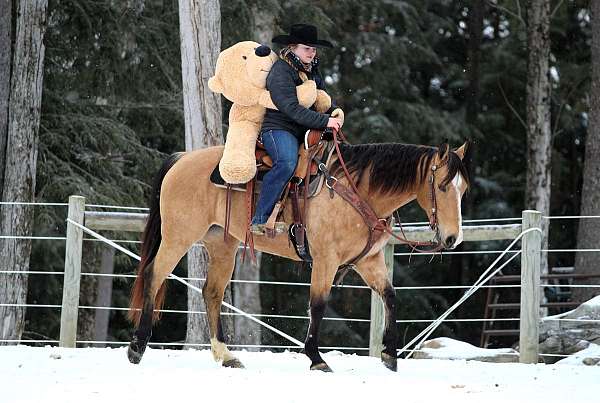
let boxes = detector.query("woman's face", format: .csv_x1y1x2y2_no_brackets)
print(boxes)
292,44,317,63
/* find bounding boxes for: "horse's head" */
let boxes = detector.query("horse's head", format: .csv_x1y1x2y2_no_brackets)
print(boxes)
415,142,469,250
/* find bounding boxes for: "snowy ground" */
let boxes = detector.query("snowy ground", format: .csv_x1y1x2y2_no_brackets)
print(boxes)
1,345,598,403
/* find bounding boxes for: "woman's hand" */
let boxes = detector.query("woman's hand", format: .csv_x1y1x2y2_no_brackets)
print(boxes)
327,117,343,131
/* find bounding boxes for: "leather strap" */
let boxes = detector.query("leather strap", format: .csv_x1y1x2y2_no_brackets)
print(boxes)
330,180,390,264
224,184,233,242
241,178,257,264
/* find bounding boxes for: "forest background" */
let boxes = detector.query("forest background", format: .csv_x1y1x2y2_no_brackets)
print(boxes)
0,0,597,353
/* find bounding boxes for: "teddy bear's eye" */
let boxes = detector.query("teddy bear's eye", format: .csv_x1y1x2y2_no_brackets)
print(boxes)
242,56,247,60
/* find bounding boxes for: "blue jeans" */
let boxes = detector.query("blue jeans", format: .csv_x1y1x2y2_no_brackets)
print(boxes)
251,130,299,225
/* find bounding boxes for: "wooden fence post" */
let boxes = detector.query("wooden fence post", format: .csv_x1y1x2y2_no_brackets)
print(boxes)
59,195,85,348
369,243,395,357
519,209,542,363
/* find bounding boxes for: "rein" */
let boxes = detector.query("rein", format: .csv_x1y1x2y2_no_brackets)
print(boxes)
323,129,445,264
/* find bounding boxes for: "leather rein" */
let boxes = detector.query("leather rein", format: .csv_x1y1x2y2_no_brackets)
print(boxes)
322,129,445,266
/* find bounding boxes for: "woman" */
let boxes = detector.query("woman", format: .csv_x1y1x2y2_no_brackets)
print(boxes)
251,23,343,235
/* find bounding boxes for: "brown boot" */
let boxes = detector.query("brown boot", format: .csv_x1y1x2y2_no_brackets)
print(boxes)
250,222,287,236
267,222,288,234
250,223,266,236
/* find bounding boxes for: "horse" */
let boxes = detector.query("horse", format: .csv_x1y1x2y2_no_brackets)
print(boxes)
126,140,470,372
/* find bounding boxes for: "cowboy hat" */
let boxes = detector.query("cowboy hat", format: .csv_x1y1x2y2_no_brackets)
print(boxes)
272,23,333,48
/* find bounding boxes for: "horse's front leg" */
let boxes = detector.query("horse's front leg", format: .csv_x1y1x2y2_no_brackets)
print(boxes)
354,251,398,371
305,262,337,372
202,233,243,368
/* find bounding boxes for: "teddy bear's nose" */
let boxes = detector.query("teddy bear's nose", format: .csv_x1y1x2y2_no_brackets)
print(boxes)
255,45,271,57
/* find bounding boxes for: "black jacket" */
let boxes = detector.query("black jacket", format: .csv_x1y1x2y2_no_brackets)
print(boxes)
261,59,331,141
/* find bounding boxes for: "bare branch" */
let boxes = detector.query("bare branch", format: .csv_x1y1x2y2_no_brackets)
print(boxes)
551,0,566,19
487,0,526,26
497,79,527,130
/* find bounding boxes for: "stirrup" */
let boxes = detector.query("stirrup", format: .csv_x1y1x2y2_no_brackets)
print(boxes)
250,222,287,236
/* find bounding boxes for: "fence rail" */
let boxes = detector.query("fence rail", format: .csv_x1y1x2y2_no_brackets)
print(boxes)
1,197,599,363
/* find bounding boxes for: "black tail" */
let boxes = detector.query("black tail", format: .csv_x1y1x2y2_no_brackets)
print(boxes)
128,152,184,325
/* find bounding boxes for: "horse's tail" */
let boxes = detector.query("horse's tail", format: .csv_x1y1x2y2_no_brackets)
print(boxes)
128,152,184,326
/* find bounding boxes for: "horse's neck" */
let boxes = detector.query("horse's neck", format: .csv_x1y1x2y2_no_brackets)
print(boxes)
349,171,417,218
364,188,416,219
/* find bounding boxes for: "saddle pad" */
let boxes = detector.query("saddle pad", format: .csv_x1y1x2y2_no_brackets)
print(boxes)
209,164,264,193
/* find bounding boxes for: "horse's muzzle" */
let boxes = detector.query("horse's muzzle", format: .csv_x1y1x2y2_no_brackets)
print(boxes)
443,235,457,249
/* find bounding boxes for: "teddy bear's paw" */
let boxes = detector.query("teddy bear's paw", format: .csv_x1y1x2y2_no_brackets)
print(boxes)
314,89,332,113
297,80,318,107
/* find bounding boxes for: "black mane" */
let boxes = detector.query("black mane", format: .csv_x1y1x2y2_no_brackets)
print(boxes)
330,143,470,195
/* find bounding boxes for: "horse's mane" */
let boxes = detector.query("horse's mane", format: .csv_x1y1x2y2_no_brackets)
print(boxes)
331,143,470,195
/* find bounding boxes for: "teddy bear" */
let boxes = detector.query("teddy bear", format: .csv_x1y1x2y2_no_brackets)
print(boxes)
208,41,337,184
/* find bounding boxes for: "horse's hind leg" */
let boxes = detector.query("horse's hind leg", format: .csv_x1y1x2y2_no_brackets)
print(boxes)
202,229,243,368
128,238,191,364
354,251,398,371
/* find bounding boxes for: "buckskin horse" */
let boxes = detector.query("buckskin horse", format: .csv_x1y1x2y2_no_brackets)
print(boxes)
127,137,469,372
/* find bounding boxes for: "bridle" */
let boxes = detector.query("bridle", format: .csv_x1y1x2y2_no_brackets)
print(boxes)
323,129,448,265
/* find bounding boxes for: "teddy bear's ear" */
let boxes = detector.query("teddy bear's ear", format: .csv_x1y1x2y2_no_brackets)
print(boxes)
208,76,224,94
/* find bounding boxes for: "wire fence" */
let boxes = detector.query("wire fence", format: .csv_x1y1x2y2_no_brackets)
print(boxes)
1,200,599,362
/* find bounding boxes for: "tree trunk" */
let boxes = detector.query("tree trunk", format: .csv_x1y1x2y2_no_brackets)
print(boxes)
0,0,47,343
525,0,551,287
178,0,231,347
233,251,262,349
453,0,484,337
0,0,13,198
77,243,101,347
93,245,115,347
228,0,277,351
249,0,277,44
573,1,600,302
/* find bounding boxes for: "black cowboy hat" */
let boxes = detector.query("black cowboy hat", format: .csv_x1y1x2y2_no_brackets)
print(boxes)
272,23,333,48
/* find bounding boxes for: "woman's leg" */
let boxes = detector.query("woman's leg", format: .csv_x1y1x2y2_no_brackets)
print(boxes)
251,129,299,225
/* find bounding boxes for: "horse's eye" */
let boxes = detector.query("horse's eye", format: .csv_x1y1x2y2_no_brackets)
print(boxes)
438,185,447,192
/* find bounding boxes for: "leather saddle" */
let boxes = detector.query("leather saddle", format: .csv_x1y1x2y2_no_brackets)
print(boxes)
210,129,336,199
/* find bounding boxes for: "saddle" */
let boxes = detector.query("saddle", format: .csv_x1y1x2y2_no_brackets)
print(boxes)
210,129,335,198
210,129,337,262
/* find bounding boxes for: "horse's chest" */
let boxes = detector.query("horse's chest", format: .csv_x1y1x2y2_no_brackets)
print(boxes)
365,231,392,257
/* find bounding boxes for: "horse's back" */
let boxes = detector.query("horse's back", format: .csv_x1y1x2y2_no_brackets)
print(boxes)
159,146,224,227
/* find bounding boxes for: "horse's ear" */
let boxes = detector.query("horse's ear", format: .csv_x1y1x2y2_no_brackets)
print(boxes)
454,141,469,160
438,143,450,163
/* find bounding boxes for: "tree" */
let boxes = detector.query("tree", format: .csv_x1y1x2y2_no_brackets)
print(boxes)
0,0,48,343
526,0,552,279
230,0,281,349
573,1,600,302
178,0,232,346
0,0,11,196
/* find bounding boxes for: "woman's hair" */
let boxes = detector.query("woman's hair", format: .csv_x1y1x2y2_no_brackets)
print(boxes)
279,45,316,73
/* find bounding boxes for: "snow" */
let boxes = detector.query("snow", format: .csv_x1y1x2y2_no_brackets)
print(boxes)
1,346,599,403
542,295,600,322
416,337,517,360
581,295,600,308
556,343,600,366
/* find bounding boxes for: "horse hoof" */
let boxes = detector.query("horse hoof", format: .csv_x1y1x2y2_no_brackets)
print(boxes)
127,344,143,364
310,362,333,372
222,358,245,369
127,337,147,364
381,352,397,372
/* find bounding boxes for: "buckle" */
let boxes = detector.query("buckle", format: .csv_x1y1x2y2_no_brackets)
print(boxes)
325,176,338,189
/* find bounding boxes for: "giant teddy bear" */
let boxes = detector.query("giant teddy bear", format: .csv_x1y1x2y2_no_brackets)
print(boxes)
208,41,337,184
